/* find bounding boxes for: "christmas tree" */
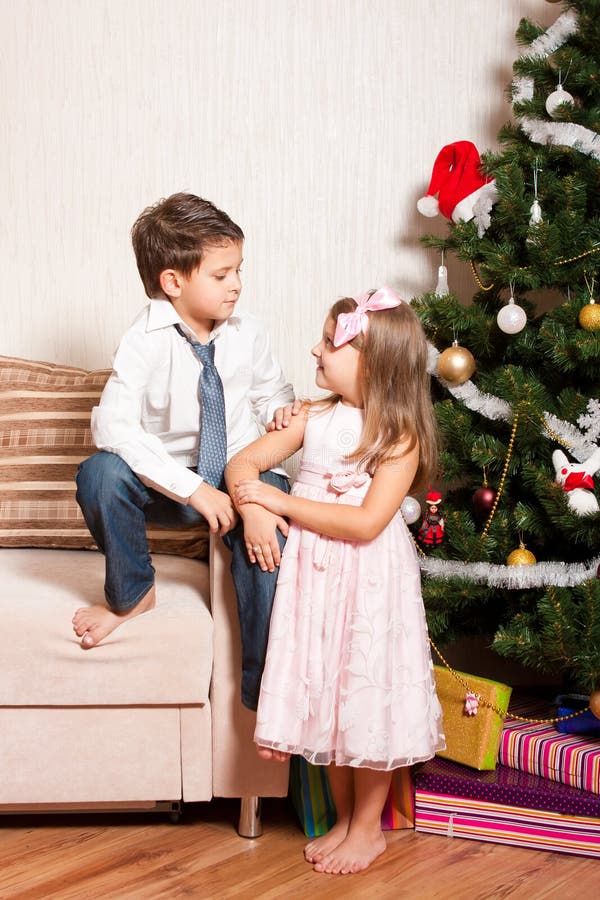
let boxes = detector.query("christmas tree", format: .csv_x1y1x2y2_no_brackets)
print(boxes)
411,0,600,701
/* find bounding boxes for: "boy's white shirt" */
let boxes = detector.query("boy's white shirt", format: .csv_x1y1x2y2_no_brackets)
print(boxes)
91,299,294,503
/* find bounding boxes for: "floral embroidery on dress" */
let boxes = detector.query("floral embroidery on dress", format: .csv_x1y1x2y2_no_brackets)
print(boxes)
254,402,445,769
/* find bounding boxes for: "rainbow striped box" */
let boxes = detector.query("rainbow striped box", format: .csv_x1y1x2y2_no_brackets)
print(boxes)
289,757,414,837
499,706,600,794
414,758,600,858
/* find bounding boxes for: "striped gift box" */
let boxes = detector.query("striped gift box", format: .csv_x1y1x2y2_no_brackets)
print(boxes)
414,791,600,858
289,757,414,837
499,707,600,794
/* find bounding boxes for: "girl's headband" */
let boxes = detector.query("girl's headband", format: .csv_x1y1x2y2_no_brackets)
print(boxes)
333,286,402,347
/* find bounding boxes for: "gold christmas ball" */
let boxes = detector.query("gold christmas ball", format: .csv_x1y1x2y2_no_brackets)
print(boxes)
507,543,536,566
578,302,600,331
590,690,600,720
437,343,476,385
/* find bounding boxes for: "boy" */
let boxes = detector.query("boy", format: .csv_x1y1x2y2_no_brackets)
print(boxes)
74,192,295,710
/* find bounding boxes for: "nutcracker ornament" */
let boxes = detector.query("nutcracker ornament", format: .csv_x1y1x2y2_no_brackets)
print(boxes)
418,491,445,547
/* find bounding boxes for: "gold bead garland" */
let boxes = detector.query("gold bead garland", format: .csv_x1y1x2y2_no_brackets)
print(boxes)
470,260,496,291
470,245,600,292
481,409,520,540
540,415,574,450
429,637,590,724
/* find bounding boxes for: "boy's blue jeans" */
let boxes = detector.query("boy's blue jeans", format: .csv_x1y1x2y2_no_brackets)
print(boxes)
75,451,289,711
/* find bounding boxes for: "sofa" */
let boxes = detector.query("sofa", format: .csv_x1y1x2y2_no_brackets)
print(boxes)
0,355,289,834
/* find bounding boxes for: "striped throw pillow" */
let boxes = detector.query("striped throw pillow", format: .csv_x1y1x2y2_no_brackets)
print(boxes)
0,355,209,559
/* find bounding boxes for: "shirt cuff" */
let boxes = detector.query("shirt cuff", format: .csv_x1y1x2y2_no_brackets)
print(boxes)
140,467,203,504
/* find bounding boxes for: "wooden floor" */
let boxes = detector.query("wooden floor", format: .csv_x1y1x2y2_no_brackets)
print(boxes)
1,796,598,899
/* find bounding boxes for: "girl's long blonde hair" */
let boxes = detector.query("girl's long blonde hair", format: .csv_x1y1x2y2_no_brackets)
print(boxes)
318,295,438,492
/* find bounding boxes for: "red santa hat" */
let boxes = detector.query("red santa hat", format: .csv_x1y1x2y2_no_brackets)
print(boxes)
417,141,494,223
425,490,443,506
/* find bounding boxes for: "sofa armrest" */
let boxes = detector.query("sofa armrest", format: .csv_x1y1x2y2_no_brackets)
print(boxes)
209,535,289,798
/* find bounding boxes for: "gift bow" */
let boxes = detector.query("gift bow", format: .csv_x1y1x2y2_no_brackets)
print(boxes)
329,470,370,493
333,286,402,347
464,692,479,716
563,471,595,492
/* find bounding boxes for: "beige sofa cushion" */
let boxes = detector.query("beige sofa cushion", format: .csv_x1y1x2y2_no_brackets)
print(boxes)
1,548,212,706
0,355,209,559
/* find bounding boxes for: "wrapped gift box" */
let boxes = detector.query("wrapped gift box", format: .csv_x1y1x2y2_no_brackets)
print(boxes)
499,701,600,794
414,757,600,858
555,694,600,737
289,756,414,837
434,665,511,770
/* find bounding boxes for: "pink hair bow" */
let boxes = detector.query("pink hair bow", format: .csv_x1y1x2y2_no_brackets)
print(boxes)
333,286,402,347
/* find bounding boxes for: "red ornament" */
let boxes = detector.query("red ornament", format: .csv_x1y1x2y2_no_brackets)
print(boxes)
473,486,496,517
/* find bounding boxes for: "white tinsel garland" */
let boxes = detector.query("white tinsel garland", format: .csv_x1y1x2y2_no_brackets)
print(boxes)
426,342,599,463
522,10,578,63
579,399,600,443
420,556,600,589
521,117,600,162
511,10,600,161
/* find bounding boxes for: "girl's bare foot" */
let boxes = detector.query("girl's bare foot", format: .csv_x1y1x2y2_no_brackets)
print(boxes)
313,826,386,875
304,820,349,864
255,745,290,763
72,586,156,648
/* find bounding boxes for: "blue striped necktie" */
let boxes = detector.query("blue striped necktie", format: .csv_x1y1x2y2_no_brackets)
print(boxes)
175,324,227,488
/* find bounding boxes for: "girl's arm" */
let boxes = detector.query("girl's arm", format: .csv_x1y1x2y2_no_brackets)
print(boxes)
225,403,309,490
225,404,309,570
235,439,419,543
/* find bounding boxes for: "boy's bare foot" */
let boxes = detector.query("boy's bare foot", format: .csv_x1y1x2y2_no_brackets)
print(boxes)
72,586,156,648
255,745,290,763
304,820,349,864
313,826,386,875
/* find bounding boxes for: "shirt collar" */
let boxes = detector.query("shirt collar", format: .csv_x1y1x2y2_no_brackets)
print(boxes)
146,299,242,339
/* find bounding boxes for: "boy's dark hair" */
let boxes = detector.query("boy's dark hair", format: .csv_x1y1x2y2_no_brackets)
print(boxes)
131,192,244,298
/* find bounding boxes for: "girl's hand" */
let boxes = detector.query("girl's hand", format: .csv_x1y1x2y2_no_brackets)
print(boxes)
235,479,289,516
240,505,289,571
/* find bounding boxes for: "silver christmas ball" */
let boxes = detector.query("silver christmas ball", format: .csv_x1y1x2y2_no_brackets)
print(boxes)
497,300,527,334
546,86,574,117
401,495,422,524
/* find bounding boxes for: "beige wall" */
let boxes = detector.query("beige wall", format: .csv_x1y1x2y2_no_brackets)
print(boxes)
1,0,556,396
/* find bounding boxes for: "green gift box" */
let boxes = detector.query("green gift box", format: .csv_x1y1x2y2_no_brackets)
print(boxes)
434,665,512,771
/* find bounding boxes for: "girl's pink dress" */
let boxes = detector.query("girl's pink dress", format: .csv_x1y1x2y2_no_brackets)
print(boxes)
254,402,445,770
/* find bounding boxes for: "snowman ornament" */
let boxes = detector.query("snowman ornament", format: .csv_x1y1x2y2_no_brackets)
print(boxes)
552,447,600,516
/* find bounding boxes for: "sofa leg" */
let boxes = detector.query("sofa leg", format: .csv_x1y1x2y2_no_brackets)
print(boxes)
238,796,263,838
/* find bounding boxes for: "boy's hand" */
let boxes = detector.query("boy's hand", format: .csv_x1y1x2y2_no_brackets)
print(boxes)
188,482,237,535
265,399,303,432
239,504,289,572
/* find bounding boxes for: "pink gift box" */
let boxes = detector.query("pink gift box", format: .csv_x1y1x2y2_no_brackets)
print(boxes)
499,701,600,794
415,790,600,858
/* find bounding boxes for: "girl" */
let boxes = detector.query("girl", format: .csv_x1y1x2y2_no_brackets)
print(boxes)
225,287,445,875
